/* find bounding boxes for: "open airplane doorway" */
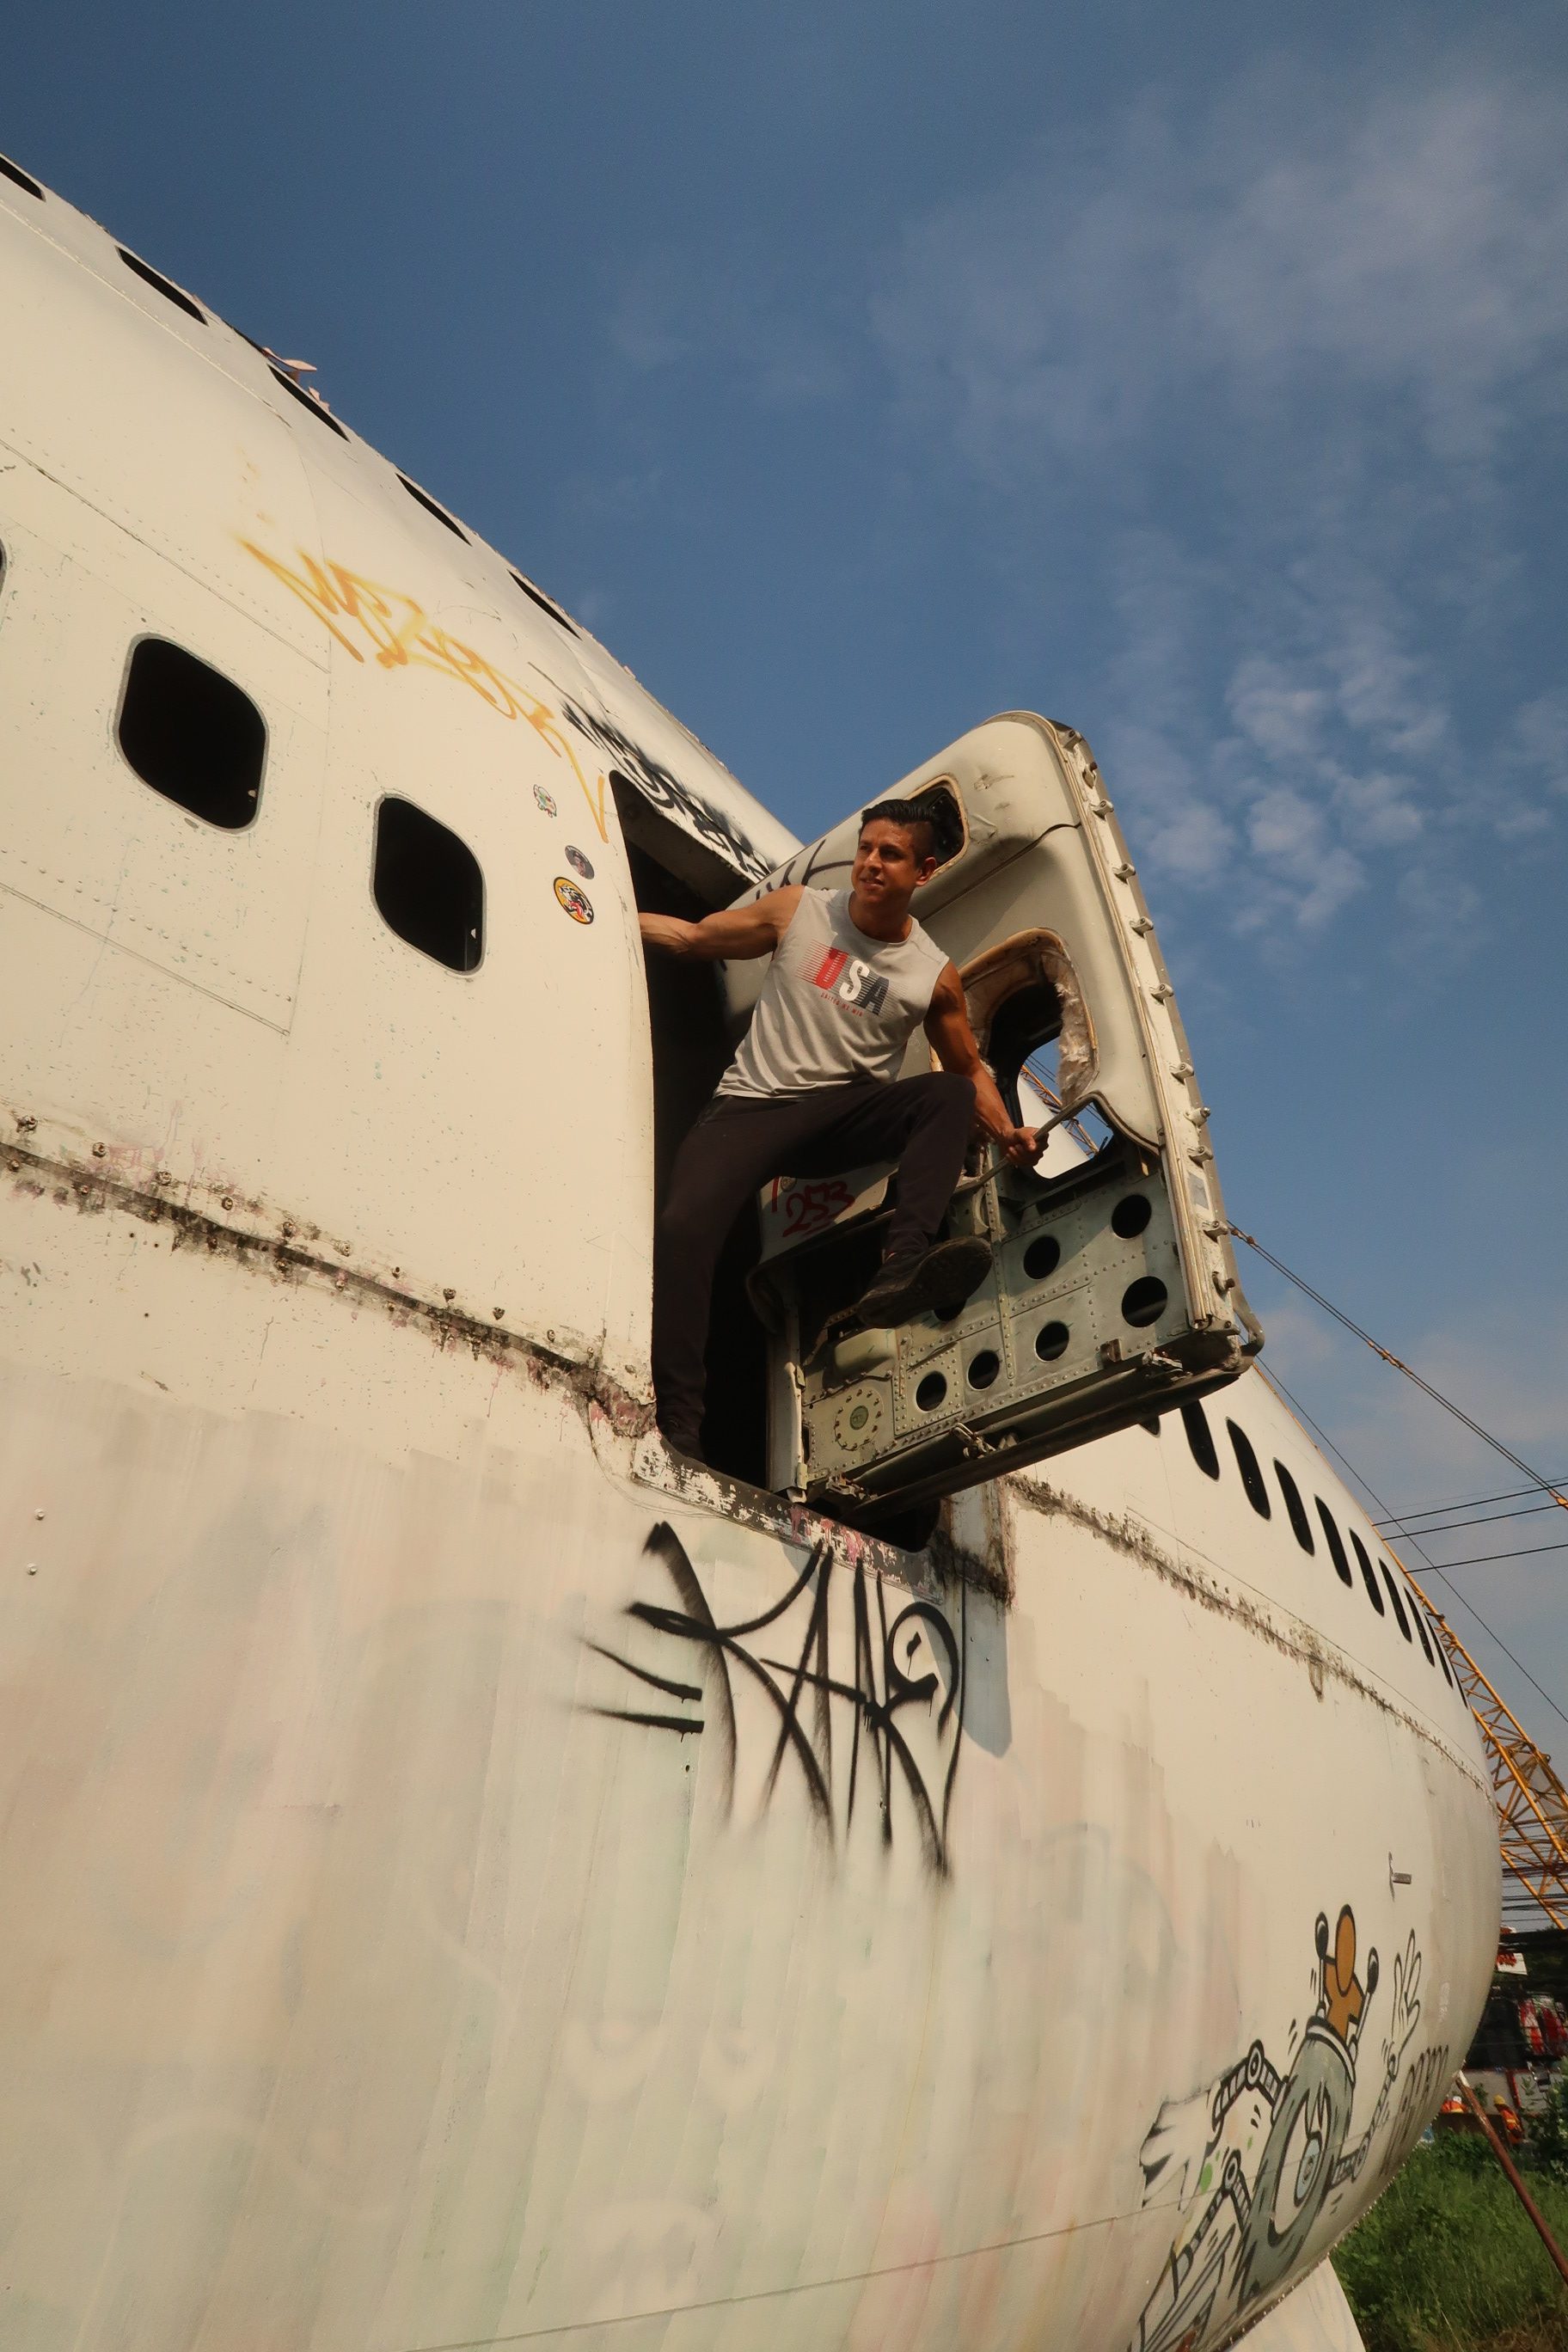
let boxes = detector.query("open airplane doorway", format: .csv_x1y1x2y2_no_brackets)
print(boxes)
618,718,1260,1530
611,770,770,1486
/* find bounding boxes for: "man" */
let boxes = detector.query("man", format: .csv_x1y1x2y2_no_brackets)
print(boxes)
640,799,1042,1464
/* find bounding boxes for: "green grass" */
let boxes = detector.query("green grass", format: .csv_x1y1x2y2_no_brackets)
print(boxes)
1334,2134,1568,2351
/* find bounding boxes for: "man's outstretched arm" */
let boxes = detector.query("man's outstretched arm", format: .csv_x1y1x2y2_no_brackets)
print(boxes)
639,884,803,963
924,965,1043,1168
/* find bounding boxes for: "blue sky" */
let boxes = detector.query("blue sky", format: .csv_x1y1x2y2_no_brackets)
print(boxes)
6,2,1568,1739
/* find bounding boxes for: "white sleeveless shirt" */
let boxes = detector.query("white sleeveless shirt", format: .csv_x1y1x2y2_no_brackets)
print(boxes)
716,889,948,1099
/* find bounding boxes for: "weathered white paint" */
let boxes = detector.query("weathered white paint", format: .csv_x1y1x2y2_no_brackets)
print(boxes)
1242,2263,1365,2352
0,157,1497,2352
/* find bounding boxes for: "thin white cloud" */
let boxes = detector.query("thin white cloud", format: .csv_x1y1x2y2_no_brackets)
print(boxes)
609,249,848,408
1514,691,1568,797
870,62,1568,952
600,59,1565,951
1228,658,1328,764
1331,771,1424,850
873,69,1568,469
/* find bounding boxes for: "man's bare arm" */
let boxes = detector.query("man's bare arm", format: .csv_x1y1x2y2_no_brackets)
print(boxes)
924,965,1043,1168
639,885,803,964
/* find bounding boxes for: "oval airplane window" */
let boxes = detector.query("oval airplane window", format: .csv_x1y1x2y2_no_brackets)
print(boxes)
1275,1461,1314,1553
117,638,266,830
118,246,205,322
1315,1500,1354,1588
1228,1420,1271,1516
373,796,484,972
1181,1401,1220,1479
0,151,42,199
1380,1561,1413,1641
1350,1530,1386,1615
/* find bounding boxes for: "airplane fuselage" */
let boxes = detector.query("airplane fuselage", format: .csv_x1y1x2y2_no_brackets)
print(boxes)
0,154,1497,2352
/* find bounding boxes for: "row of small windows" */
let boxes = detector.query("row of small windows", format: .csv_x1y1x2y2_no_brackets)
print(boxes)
113,634,482,971
0,147,579,639
1179,1400,1453,1691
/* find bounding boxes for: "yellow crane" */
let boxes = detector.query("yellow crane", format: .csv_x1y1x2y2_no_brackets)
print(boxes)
1403,1564,1568,1929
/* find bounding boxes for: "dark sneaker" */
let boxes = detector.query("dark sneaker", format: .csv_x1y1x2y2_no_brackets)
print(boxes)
850,1237,993,1330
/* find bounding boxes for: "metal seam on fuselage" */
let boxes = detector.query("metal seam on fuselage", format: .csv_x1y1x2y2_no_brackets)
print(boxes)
1008,1473,1488,1783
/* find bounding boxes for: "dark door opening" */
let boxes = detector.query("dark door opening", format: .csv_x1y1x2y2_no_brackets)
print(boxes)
612,774,770,1486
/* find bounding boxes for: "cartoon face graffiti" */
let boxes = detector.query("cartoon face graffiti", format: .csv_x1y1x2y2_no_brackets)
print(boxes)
1234,1908,1373,2303
535,784,558,817
1129,1904,1430,2352
554,877,593,924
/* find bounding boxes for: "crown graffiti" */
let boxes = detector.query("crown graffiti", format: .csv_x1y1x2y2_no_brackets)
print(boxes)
1314,1906,1379,2058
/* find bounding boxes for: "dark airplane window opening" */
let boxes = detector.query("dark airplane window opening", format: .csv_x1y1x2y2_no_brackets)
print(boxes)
511,572,579,634
118,248,205,322
967,1350,1001,1391
270,365,348,438
1023,1233,1060,1282
1433,1626,1455,1686
1381,1562,1413,1641
372,797,484,973
989,980,1068,1135
916,1373,948,1412
1227,1420,1271,1516
1121,1277,1167,1328
1316,1499,1354,1588
117,638,266,830
1351,1529,1386,1614
1111,1193,1152,1239
0,152,42,199
1275,1461,1314,1553
1410,1598,1436,1667
397,474,469,541
1181,1400,1221,1480
1035,1320,1070,1363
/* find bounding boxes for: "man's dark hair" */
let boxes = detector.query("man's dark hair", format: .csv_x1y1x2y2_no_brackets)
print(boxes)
859,797,948,865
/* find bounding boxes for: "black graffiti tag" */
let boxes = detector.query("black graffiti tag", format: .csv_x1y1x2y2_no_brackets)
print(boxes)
560,701,775,882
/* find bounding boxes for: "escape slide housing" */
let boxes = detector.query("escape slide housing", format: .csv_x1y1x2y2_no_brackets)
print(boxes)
722,714,1262,1519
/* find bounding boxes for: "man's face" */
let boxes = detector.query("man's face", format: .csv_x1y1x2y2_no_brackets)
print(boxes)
851,820,937,909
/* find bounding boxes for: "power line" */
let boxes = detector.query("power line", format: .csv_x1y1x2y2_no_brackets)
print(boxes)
1375,1479,1568,1528
1229,1222,1568,1521
1259,1363,1568,1738
1419,1539,1568,1574
1383,1501,1566,1540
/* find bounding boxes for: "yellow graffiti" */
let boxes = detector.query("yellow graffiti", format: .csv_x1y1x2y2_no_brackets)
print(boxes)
239,540,608,842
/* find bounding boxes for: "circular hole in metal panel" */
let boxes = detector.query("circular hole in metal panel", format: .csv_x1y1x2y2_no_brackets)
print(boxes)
967,1349,1001,1390
1024,1234,1061,1281
1035,1320,1069,1362
1121,1277,1168,1327
1111,1192,1152,1239
915,1372,948,1412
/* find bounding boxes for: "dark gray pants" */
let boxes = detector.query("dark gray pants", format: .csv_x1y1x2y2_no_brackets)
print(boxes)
652,1071,977,1453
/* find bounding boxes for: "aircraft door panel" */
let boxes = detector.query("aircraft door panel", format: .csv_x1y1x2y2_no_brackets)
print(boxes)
726,713,1260,1517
